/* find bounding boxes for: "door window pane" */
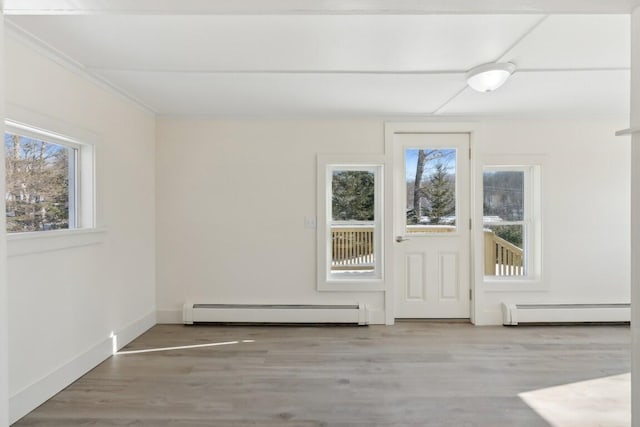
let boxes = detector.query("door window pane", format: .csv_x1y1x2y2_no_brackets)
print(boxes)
405,148,456,233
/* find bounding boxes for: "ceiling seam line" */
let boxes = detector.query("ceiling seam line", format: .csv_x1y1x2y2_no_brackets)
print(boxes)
427,14,550,116
517,67,631,72
88,68,468,75
430,85,469,115
87,67,632,75
495,14,549,63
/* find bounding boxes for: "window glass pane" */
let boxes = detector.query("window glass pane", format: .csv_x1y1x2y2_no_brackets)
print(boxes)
330,169,376,275
332,170,374,221
5,132,73,233
483,170,524,221
405,148,456,233
331,225,375,273
484,224,525,276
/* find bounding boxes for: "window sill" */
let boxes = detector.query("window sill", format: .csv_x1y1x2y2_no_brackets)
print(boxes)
7,228,106,257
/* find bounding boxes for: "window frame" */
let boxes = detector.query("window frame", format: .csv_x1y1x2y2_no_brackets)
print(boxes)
5,124,81,232
317,154,385,292
4,112,99,254
481,163,542,285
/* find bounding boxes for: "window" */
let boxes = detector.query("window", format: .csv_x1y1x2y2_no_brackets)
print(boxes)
404,148,457,233
330,166,379,277
483,166,540,278
317,155,384,291
4,121,94,233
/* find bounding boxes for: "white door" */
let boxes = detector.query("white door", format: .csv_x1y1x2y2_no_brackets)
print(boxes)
392,133,470,318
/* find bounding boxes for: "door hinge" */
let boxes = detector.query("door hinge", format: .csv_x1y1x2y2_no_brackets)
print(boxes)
469,289,473,300
469,147,472,160
469,218,472,230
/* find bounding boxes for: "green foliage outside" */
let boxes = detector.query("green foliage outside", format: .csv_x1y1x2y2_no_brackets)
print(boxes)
332,170,374,221
406,149,456,225
491,225,523,248
423,163,455,225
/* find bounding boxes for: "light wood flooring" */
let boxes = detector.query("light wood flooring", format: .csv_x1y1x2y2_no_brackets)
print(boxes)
14,322,631,426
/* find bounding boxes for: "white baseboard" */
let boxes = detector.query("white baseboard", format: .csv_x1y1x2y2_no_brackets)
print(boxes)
502,303,630,325
9,311,156,424
9,338,111,424
633,327,640,423
115,311,156,352
159,308,385,325
156,309,182,324
473,310,504,326
368,309,385,325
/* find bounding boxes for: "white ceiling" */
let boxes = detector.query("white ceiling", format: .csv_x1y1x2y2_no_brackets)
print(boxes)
5,11,631,118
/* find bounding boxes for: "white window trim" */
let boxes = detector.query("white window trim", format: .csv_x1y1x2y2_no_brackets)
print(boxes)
317,154,386,292
7,228,106,257
4,103,100,255
479,155,545,292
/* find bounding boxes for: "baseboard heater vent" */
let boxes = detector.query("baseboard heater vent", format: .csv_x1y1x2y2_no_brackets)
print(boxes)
501,303,630,325
183,303,368,325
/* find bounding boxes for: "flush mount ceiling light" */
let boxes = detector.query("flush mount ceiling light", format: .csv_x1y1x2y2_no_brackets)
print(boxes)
466,62,516,93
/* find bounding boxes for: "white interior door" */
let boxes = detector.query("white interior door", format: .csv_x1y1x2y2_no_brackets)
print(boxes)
393,133,470,318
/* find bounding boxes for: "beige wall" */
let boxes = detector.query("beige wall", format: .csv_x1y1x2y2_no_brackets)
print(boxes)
5,35,156,422
474,120,630,324
155,119,386,322
156,118,630,325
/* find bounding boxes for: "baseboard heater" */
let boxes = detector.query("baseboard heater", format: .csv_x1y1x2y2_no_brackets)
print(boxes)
501,302,630,325
183,303,368,325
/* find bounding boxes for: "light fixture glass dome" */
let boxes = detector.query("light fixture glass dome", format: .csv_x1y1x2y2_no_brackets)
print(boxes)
466,62,516,92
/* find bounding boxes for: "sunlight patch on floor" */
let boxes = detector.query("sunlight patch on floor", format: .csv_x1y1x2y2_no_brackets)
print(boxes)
116,339,255,355
519,373,630,427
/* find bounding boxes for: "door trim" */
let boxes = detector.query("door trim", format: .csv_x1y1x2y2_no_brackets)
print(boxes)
384,122,481,325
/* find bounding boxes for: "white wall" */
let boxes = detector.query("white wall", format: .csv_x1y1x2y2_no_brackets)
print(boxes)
0,11,9,427
156,119,386,322
5,35,156,422
631,5,640,424
156,118,630,325
474,120,630,324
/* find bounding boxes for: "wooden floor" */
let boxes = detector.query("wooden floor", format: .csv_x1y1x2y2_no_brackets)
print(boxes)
15,322,630,426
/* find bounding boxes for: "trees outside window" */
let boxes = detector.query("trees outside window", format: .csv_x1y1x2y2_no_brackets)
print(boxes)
332,170,374,221
483,166,539,278
405,148,456,227
4,132,75,233
424,163,455,225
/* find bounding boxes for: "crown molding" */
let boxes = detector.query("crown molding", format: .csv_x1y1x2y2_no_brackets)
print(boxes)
4,19,156,115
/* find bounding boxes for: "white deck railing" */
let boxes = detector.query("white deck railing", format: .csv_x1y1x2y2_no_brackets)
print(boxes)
484,230,524,276
330,225,524,276
331,224,374,271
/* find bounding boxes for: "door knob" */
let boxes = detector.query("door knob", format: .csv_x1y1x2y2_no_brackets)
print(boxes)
395,236,410,243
